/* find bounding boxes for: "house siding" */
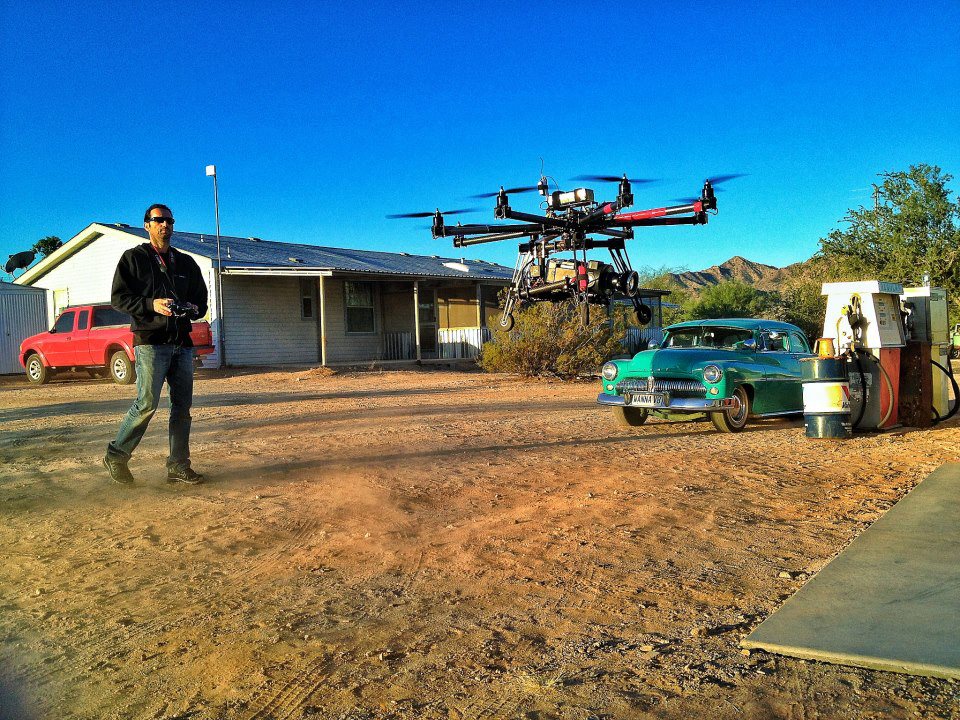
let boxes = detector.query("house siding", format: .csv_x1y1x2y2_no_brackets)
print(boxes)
29,232,122,321
322,278,383,363
221,275,319,366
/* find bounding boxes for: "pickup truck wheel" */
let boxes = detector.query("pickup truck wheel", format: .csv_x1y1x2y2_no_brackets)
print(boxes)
613,406,649,427
711,385,750,433
26,354,50,385
110,351,136,385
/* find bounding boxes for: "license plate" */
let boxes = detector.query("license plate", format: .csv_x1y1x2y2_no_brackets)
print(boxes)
630,392,667,407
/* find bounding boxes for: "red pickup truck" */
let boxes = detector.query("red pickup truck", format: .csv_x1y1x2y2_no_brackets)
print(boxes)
19,304,214,385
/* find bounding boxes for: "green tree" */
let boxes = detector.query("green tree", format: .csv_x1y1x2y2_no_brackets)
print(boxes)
683,280,771,320
817,164,960,311
32,236,63,258
479,301,628,378
633,265,690,325
746,259,830,340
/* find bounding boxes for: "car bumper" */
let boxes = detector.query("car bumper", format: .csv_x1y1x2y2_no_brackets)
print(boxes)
596,392,737,411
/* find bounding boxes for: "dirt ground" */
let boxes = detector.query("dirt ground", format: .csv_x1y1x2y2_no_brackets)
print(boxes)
1,365,959,720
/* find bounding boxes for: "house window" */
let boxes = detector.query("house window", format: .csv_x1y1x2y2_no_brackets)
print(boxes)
300,278,315,320
344,281,375,333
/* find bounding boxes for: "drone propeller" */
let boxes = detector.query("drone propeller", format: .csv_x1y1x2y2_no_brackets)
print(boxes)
705,173,748,185
385,207,480,219
469,185,541,199
571,175,661,184
673,173,747,203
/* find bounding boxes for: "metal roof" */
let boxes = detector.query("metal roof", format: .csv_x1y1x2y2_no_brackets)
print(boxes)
0,280,46,293
106,224,514,281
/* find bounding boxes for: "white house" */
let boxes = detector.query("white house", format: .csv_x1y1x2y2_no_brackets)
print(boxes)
15,223,515,367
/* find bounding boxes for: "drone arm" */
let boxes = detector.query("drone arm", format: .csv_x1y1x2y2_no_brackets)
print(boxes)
502,208,569,230
612,201,708,226
578,202,620,227
592,228,632,239
454,230,536,247
437,222,542,237
614,213,709,227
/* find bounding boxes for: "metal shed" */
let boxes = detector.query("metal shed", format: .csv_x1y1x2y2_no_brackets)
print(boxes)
0,281,48,375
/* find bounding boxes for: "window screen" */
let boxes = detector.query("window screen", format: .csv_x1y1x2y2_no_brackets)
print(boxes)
345,281,375,333
300,278,315,319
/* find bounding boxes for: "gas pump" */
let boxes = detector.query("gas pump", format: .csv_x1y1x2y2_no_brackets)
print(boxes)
819,281,905,430
901,285,958,422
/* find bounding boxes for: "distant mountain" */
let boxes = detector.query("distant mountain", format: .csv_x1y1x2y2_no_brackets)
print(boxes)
665,256,807,292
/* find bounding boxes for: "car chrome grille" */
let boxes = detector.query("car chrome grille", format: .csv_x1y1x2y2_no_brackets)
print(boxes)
616,377,706,397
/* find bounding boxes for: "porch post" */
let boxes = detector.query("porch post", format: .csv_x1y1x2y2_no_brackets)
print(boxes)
319,275,328,366
476,283,482,328
413,280,422,361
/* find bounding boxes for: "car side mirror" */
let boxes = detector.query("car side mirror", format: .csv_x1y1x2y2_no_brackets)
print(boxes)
739,338,756,352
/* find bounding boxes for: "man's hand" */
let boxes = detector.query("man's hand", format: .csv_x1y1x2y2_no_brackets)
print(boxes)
153,298,174,316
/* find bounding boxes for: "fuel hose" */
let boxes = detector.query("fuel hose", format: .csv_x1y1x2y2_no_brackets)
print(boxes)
931,359,960,423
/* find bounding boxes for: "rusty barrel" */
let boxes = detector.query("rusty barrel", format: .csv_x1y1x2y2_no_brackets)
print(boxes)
801,357,852,439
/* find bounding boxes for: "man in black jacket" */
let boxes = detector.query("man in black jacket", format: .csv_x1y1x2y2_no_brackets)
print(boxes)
103,203,209,484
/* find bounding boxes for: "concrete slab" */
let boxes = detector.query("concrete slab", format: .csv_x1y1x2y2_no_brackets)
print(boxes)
742,463,960,679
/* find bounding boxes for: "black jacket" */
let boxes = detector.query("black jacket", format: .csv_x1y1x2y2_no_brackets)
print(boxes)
111,243,209,347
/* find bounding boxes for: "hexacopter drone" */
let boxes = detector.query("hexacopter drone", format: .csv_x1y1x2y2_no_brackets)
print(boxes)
389,172,741,330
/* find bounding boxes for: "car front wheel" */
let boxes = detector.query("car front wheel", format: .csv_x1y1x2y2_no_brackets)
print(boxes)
110,351,136,385
26,353,50,385
613,406,649,427
711,385,750,433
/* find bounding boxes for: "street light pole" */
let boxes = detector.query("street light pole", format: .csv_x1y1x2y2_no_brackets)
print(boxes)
205,164,226,367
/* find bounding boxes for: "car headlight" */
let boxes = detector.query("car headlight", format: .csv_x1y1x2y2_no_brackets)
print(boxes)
602,362,619,381
703,365,723,383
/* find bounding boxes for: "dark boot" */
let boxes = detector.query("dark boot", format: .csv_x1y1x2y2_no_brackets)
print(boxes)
167,465,204,485
103,454,134,484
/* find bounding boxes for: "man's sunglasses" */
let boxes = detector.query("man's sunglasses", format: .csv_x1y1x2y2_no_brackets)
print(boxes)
148,217,175,225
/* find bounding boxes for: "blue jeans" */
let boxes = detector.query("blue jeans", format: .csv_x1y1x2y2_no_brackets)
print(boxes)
107,345,195,469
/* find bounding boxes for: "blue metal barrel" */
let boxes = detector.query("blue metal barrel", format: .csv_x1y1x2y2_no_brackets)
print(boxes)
801,357,852,439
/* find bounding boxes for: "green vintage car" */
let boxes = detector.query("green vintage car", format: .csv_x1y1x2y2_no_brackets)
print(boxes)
598,318,815,432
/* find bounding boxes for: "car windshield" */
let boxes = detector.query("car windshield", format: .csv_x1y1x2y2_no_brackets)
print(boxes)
661,327,755,349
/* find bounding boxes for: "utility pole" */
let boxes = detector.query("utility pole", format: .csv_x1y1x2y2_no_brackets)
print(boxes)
205,165,226,367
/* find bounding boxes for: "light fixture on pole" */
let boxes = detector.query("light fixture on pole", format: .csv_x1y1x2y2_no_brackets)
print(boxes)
206,164,226,367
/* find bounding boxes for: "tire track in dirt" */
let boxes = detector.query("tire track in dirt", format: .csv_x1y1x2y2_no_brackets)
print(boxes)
11,508,308,688
235,514,323,584
242,654,334,720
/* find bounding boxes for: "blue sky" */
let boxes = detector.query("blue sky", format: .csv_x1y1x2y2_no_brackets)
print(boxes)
1,1,958,276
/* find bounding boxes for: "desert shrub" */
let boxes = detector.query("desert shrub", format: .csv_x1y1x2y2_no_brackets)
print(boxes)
479,301,628,378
